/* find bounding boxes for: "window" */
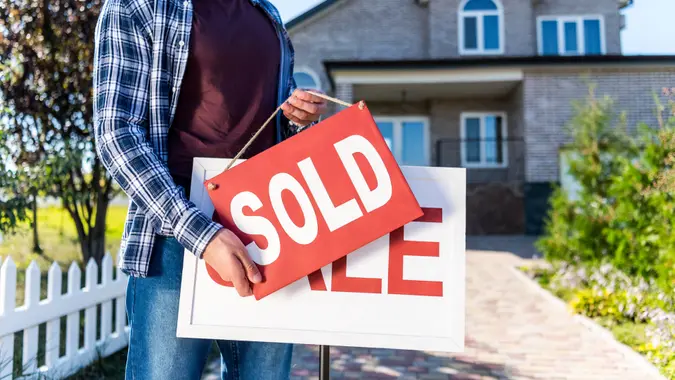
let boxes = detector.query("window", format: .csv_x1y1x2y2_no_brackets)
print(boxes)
460,112,508,168
559,150,582,201
458,0,504,55
292,68,321,90
375,117,429,166
538,16,605,56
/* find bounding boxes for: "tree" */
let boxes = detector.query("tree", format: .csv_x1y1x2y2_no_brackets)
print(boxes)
0,160,30,236
0,0,116,264
0,108,32,240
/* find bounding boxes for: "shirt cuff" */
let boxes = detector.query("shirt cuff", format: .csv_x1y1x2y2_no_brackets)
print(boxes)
173,207,223,258
290,117,320,132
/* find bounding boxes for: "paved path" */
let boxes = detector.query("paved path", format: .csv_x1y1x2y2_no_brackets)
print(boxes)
204,237,662,380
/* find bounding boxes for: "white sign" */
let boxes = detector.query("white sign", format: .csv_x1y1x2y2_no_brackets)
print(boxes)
177,158,466,352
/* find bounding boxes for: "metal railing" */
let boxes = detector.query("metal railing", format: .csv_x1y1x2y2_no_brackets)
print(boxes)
435,138,526,183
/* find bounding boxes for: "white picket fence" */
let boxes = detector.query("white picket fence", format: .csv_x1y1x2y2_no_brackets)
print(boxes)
0,254,129,379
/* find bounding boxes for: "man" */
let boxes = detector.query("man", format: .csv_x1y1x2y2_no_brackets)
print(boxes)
92,0,328,378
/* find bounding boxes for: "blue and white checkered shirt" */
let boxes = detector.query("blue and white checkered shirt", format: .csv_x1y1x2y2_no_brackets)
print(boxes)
93,0,301,277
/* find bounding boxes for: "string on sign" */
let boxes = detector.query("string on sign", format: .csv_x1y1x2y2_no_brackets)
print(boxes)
207,91,362,191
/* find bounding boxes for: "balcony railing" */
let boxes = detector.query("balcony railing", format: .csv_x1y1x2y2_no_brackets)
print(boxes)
435,138,526,183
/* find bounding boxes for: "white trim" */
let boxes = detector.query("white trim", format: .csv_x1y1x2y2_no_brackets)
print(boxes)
458,0,505,56
459,112,508,169
536,15,606,56
332,68,523,85
293,66,322,90
373,116,431,166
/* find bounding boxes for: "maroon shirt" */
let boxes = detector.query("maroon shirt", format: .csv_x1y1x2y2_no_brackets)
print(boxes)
168,0,280,194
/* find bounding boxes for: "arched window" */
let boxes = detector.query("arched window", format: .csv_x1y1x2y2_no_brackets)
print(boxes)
458,0,504,55
292,69,321,91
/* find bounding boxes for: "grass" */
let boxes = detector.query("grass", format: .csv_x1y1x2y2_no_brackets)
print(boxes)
1,205,127,271
1,205,128,379
66,348,128,380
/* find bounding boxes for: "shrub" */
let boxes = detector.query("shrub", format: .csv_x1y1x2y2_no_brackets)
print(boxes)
537,87,675,283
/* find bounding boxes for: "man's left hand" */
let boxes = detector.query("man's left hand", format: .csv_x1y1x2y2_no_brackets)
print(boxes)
281,89,328,127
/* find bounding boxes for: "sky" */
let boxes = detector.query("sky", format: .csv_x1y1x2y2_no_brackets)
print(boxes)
271,0,675,55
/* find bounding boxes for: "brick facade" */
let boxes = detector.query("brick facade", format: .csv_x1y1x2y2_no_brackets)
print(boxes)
533,0,622,55
289,0,429,93
522,68,675,183
289,0,622,65
428,0,537,58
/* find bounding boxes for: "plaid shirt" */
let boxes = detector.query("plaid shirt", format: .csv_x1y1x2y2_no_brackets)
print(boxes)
93,0,301,277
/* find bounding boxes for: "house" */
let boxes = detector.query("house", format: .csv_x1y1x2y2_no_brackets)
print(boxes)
285,0,675,235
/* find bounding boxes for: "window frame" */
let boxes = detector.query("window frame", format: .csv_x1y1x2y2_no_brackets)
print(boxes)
536,15,606,56
460,111,509,169
374,116,431,166
292,67,322,91
458,0,505,56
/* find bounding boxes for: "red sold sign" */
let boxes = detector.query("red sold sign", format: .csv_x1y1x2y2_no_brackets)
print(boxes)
204,103,423,300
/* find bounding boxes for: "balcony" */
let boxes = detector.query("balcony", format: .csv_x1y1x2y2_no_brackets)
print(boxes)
435,138,525,183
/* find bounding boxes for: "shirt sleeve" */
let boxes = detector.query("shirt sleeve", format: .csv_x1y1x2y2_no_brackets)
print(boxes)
92,0,222,257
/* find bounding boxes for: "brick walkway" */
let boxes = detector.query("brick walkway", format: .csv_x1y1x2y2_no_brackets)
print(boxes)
204,238,662,380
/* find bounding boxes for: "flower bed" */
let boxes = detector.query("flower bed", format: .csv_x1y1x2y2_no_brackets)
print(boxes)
521,262,675,379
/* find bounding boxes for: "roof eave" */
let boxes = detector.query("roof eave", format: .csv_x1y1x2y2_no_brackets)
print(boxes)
619,0,634,9
323,55,675,89
285,0,341,31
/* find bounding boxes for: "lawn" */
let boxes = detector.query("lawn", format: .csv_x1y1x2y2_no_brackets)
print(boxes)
1,205,127,272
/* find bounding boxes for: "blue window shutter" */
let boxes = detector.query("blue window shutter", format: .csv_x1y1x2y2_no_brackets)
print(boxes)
401,122,426,166
484,15,500,50
583,19,602,55
541,20,559,55
464,16,478,49
563,21,578,54
464,0,498,11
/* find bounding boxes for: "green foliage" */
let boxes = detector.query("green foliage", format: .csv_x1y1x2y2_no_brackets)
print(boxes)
0,0,117,263
528,84,675,379
0,169,30,234
568,288,663,326
569,288,627,322
537,86,675,282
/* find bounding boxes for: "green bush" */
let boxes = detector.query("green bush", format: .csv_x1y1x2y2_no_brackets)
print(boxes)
570,288,628,323
537,87,675,283
568,287,663,325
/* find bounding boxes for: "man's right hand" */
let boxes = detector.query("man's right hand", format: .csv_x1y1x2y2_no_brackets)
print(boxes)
202,229,262,297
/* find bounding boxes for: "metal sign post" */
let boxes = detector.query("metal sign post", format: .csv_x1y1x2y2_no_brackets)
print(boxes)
319,345,330,380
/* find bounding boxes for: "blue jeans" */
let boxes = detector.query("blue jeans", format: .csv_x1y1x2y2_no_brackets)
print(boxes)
125,236,293,380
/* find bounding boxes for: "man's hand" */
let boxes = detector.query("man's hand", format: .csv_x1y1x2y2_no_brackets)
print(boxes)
202,229,261,297
281,89,328,127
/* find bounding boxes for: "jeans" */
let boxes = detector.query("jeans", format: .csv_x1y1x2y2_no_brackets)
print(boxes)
125,235,293,380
